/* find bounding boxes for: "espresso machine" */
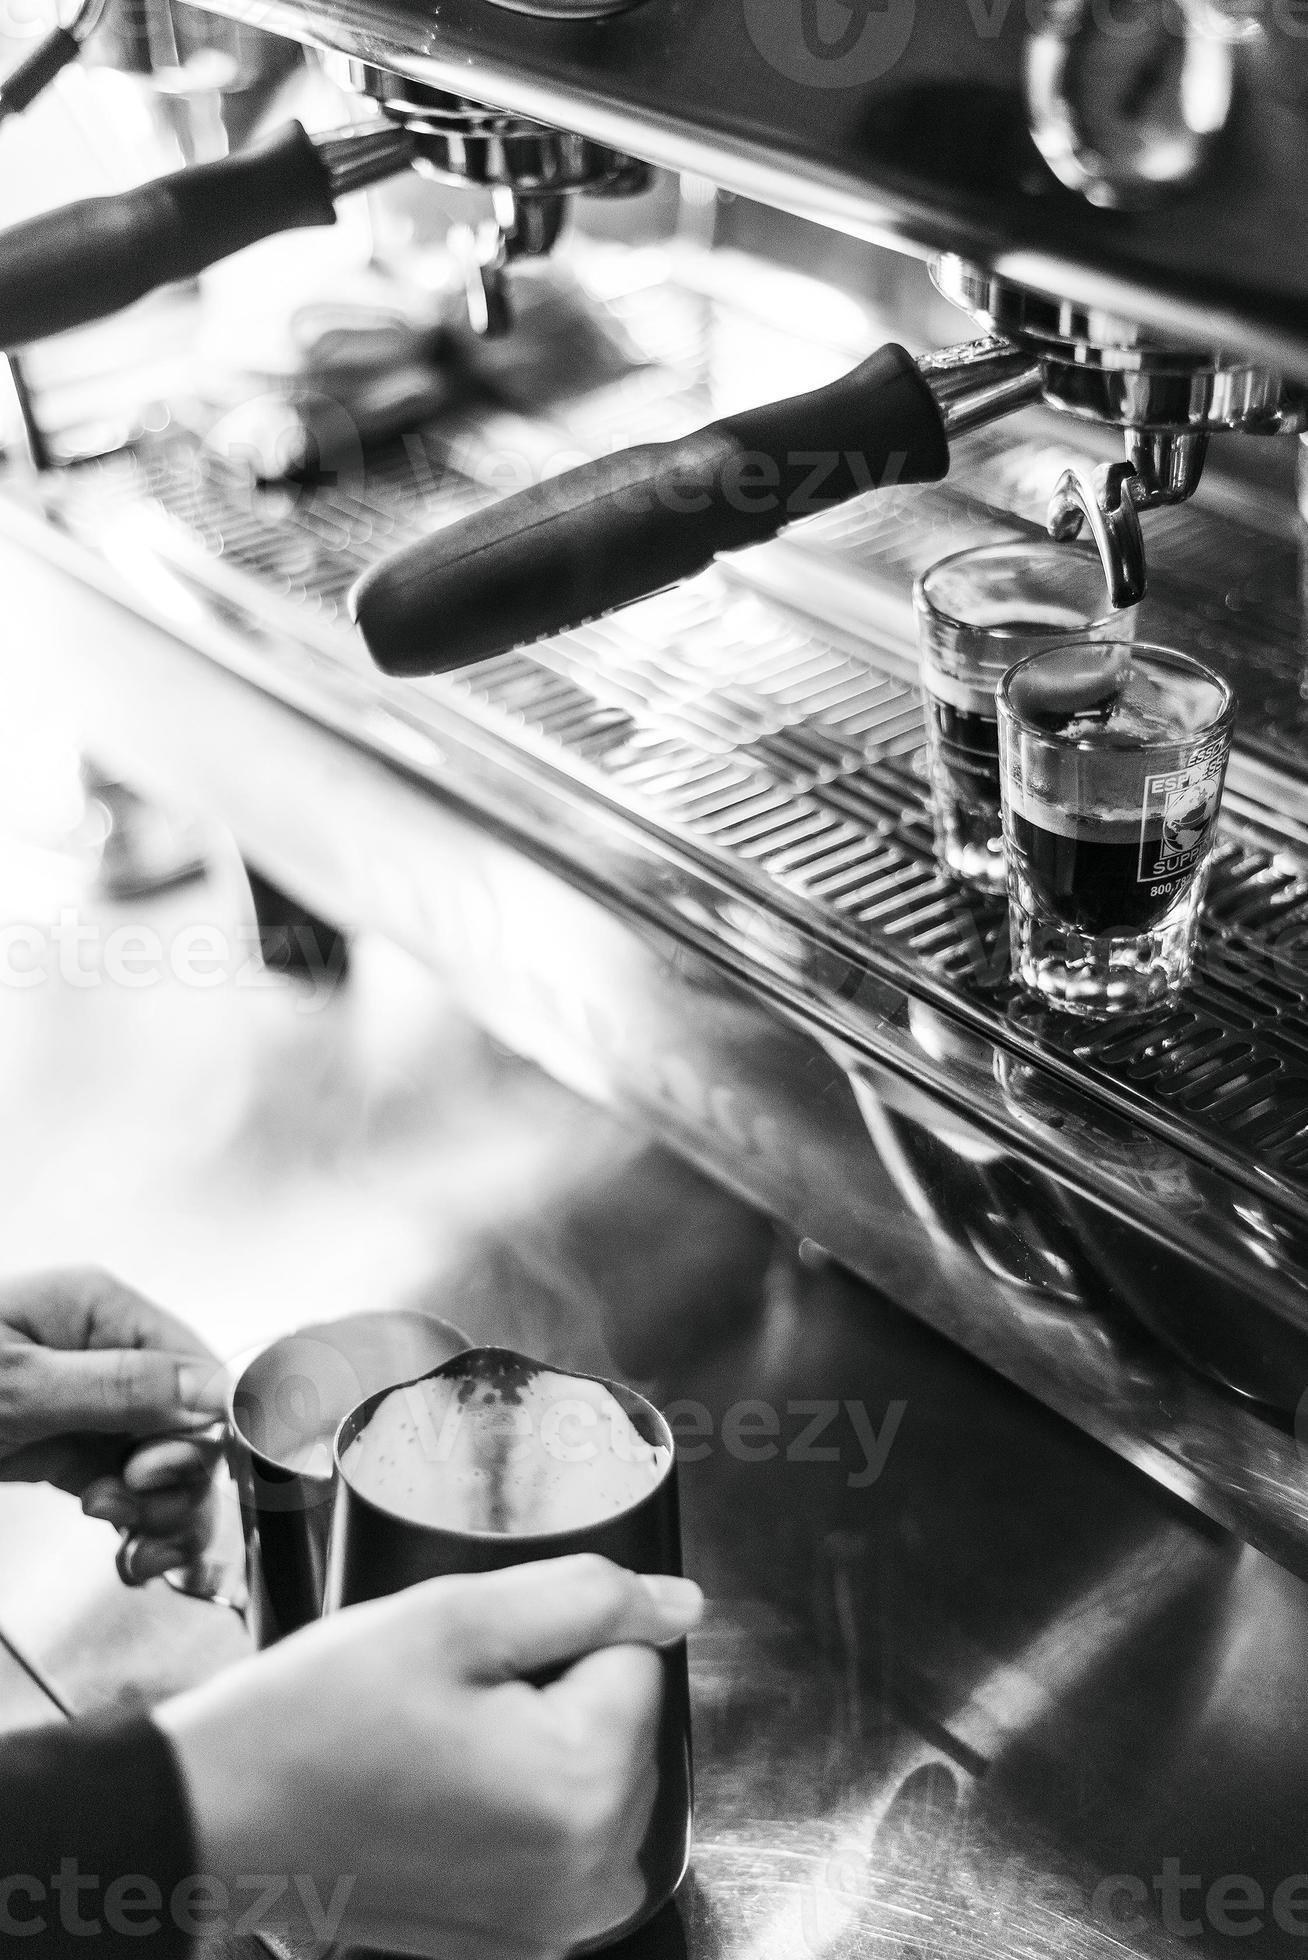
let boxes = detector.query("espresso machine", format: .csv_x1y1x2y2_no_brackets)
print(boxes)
6,4,1308,1941
5,0,1308,1489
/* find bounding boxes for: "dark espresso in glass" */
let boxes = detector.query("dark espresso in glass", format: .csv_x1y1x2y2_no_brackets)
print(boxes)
926,697,1003,803
914,543,1121,892
998,641,1234,1015
1007,815,1202,935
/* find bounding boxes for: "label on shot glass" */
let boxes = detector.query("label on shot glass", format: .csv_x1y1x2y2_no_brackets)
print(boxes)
1137,737,1227,886
1004,729,1230,938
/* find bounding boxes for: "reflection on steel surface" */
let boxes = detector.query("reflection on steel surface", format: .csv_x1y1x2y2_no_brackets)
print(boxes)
6,1146,1305,1960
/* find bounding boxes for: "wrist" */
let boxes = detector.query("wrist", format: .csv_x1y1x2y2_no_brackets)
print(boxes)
154,1669,366,1952
154,1667,296,1899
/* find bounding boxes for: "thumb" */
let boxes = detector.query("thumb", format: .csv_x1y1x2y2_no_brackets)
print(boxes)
437,1555,702,1682
19,1347,228,1440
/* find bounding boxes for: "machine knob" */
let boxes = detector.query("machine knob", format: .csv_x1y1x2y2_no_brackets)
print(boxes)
1025,0,1235,208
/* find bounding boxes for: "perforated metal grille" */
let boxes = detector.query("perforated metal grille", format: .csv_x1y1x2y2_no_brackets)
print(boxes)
121,434,487,625
432,581,1308,1176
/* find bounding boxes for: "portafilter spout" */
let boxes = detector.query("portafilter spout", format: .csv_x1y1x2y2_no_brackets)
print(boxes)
938,256,1306,606
1047,462,1150,609
1046,433,1208,608
331,60,651,338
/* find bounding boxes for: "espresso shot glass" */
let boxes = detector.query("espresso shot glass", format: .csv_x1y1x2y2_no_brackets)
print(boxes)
914,540,1123,891
997,640,1235,1016
326,1347,692,1950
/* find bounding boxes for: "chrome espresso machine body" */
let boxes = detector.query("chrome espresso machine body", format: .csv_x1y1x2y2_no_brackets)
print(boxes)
9,1,1308,1946
9,0,1308,1768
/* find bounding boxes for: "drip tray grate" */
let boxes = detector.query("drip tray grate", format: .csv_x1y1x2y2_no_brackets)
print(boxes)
50,376,1308,1201
453,607,1308,1180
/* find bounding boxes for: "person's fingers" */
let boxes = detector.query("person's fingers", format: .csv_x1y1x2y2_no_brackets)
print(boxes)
4,1344,227,1444
0,1435,121,1492
560,1760,658,1952
123,1433,223,1492
540,1647,664,1952
0,1268,214,1365
118,1532,175,1587
544,1642,664,1766
602,1751,660,1881
116,1532,204,1587
86,1475,211,1532
83,1475,139,1530
433,1556,702,1682
131,1486,209,1538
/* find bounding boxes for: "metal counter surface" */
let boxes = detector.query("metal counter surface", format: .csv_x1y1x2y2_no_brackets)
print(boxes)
0,870,1303,1960
285,1166,1286,1960
585,1246,1305,1960
4,1214,1305,1960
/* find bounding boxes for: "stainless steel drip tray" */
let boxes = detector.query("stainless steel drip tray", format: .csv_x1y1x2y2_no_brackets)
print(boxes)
435,578,1308,1420
48,417,1308,1201
29,421,1308,1322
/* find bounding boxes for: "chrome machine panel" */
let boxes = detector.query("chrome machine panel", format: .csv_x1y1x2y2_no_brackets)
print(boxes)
181,0,1308,377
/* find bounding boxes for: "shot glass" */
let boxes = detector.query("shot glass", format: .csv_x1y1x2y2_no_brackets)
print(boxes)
913,540,1123,891
997,640,1235,1016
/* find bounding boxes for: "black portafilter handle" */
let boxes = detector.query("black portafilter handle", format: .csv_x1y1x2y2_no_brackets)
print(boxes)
0,120,413,351
351,343,954,677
